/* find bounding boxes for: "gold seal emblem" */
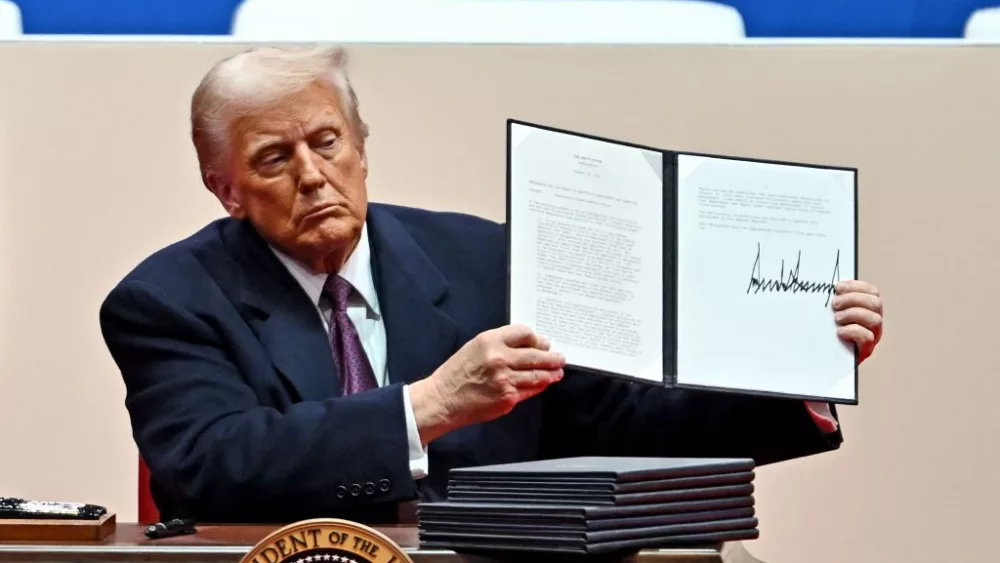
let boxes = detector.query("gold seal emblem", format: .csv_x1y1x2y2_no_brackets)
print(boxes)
240,519,414,563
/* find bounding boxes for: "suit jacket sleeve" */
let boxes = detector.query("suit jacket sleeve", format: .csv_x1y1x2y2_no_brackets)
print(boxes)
100,280,419,522
540,370,843,466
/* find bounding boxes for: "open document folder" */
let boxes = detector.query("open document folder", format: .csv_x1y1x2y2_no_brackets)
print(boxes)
506,119,858,404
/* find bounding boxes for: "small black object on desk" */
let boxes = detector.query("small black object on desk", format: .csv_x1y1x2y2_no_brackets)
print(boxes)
144,518,197,539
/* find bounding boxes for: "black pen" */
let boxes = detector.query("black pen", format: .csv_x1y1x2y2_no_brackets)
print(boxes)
144,518,198,539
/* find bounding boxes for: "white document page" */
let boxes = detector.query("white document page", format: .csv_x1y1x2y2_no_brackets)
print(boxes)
508,123,664,383
675,154,857,401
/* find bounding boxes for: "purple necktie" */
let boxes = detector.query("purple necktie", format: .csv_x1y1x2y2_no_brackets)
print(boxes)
322,275,378,395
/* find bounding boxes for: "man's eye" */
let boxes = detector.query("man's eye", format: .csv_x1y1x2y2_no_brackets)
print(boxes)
316,136,337,149
261,153,286,166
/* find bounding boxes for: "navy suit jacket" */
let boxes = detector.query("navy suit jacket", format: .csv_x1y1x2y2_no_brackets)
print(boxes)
99,203,842,524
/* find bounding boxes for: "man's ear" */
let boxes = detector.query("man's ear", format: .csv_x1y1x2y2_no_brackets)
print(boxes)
205,171,245,219
354,139,368,178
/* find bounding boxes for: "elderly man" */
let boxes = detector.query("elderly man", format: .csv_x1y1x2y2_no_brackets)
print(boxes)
100,47,884,524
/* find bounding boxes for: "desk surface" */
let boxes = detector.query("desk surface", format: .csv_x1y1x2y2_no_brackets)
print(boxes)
0,524,763,563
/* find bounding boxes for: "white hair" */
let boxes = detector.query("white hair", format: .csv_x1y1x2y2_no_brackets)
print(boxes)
190,46,369,181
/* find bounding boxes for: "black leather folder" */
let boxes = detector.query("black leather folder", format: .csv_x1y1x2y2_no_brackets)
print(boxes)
445,483,754,506
419,506,755,532
421,457,761,555
447,470,754,494
418,528,760,555
449,457,755,483
417,495,755,522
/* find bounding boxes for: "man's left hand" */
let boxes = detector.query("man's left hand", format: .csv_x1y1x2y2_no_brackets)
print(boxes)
831,280,883,364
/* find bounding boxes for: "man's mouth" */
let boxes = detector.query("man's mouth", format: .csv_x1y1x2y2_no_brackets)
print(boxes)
301,204,343,222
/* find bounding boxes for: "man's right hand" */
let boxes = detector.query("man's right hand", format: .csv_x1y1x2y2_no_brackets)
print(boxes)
408,324,566,445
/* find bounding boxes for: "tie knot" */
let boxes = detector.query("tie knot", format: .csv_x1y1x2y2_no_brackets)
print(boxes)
322,275,354,311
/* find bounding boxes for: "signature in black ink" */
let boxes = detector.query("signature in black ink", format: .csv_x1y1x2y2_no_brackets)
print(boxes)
746,242,840,306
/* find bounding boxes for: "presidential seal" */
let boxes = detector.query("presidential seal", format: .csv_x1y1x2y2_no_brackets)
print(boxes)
240,519,414,563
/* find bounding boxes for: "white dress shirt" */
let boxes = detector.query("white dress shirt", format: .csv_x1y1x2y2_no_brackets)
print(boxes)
270,224,429,479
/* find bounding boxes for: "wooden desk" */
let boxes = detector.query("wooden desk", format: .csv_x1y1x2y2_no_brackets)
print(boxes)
0,524,764,563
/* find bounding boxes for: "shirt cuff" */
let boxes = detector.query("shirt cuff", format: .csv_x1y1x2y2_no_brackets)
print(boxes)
805,401,839,434
403,384,429,480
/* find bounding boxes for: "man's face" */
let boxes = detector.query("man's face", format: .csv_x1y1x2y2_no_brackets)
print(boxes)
211,81,369,272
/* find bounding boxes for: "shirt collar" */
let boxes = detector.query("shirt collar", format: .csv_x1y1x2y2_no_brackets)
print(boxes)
269,222,380,316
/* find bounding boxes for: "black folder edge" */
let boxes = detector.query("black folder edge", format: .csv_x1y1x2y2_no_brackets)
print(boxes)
418,495,755,521
445,482,754,506
504,118,860,406
419,506,756,532
419,528,761,555
420,516,758,544
447,470,755,494
449,456,754,482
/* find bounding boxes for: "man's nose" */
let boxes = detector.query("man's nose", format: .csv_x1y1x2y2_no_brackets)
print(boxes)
294,147,326,193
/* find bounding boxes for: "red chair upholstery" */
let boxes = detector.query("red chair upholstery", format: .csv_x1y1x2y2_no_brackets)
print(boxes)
138,457,160,524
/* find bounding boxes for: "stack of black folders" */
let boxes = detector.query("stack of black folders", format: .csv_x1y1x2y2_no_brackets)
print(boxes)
417,457,760,556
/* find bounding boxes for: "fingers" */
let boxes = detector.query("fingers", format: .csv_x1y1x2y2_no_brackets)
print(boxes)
832,280,884,364
835,280,879,296
507,347,566,370
508,368,564,388
495,324,551,350
834,306,883,335
831,290,883,315
480,325,565,391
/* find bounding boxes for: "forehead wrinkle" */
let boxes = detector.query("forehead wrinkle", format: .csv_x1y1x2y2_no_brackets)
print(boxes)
302,102,346,133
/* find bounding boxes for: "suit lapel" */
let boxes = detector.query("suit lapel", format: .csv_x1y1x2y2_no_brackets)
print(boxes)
225,220,341,401
367,205,459,386
256,291,341,400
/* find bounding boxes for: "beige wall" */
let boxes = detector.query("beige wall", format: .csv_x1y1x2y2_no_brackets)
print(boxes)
1,41,999,563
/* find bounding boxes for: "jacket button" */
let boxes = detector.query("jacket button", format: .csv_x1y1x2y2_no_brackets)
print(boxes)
335,486,347,499
364,482,375,495
350,484,361,496
379,479,391,492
